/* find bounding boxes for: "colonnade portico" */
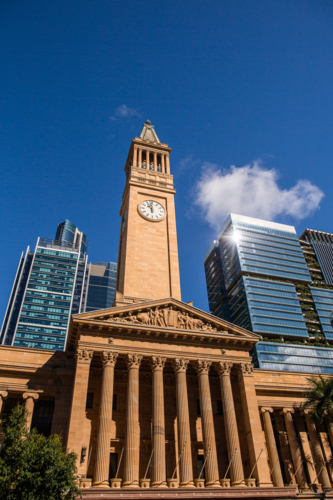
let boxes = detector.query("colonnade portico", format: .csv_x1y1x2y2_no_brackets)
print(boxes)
67,343,274,490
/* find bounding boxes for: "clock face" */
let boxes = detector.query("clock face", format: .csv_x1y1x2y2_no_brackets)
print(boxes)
139,200,165,220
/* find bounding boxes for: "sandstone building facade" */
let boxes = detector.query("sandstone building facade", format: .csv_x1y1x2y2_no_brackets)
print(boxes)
0,122,333,498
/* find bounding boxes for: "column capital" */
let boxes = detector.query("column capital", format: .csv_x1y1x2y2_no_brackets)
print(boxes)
150,356,166,372
126,353,143,369
0,390,8,400
76,348,93,364
260,407,273,414
173,358,189,374
101,351,118,367
194,359,212,375
22,392,39,401
237,363,254,377
214,361,233,377
280,408,295,415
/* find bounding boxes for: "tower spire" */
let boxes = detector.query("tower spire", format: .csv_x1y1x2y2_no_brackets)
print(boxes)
140,120,160,143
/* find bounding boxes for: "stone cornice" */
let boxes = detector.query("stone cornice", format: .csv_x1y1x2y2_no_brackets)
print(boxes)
74,340,251,365
255,383,312,393
69,324,256,356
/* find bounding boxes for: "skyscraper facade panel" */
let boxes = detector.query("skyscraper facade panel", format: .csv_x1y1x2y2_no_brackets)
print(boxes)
244,277,308,338
300,228,333,286
253,342,333,374
312,242,333,286
1,220,88,351
204,213,333,374
83,262,117,312
309,287,333,340
221,215,312,286
0,249,34,346
12,241,80,351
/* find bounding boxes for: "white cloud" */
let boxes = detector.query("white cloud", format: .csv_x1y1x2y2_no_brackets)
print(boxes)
179,155,200,173
109,104,141,121
194,160,324,229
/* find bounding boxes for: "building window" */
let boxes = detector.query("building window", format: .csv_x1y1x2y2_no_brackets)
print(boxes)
86,392,94,409
113,394,117,411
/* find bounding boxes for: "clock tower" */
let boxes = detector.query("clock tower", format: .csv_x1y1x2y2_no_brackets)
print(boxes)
116,120,181,302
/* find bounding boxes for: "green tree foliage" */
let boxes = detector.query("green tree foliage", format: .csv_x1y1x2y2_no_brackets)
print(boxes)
301,375,333,423
0,404,82,500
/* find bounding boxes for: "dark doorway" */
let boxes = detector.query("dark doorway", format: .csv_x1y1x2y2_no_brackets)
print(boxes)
197,454,206,480
109,453,118,479
2,398,21,419
31,400,54,436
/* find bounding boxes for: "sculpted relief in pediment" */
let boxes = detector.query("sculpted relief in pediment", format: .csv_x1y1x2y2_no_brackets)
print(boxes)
107,306,228,334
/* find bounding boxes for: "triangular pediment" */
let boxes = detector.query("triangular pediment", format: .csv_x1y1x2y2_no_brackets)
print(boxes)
72,298,259,341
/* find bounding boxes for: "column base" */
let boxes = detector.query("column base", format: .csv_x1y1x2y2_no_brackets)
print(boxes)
194,479,205,488
167,478,179,488
92,480,109,488
245,478,256,487
220,478,230,488
139,478,150,488
179,481,195,488
231,480,247,487
257,481,274,488
122,480,140,488
151,481,168,488
110,478,122,488
206,479,222,488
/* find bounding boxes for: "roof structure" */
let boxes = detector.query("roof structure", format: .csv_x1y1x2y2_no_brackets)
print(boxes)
68,297,259,350
139,120,160,143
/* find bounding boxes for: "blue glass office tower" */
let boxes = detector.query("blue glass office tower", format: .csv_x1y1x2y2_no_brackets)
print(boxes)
81,262,117,313
55,219,88,259
0,220,88,351
204,214,333,374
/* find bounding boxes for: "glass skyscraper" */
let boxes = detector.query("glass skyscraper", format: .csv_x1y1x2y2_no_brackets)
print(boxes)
204,214,333,374
0,220,88,351
81,262,117,313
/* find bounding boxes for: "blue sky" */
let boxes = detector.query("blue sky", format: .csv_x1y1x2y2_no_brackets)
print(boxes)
1,0,333,318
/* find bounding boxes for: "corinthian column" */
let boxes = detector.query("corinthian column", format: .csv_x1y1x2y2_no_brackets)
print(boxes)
194,360,220,487
304,410,331,491
22,392,39,430
123,354,142,489
237,363,273,487
215,362,245,487
93,352,118,488
151,356,167,488
67,348,93,471
281,409,308,490
173,358,195,488
260,408,284,487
